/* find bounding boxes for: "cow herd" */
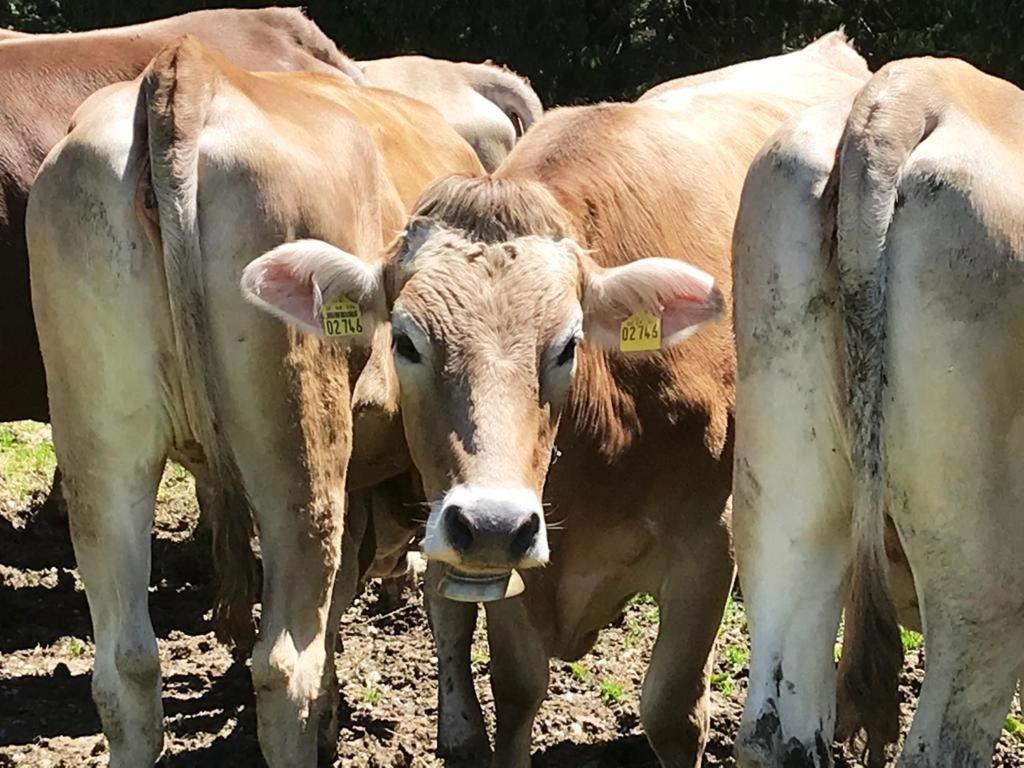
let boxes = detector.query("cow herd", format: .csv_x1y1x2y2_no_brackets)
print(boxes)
2,7,1022,768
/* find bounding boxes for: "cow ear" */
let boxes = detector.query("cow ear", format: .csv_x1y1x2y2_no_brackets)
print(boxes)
241,239,384,339
581,257,724,352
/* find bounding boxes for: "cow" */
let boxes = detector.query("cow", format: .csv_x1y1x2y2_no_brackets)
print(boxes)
0,11,538,518
241,32,870,768
0,8,366,427
25,36,482,767
360,56,543,172
732,57,1024,767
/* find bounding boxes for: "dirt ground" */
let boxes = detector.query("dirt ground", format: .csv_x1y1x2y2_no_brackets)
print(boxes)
1,421,1022,767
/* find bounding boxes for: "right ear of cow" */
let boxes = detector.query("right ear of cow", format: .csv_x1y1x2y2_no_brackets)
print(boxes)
241,239,384,339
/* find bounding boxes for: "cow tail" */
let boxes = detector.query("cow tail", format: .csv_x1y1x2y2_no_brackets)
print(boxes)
833,63,935,765
142,36,257,650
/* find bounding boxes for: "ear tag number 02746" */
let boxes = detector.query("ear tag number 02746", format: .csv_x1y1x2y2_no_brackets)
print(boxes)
321,296,363,337
619,311,661,352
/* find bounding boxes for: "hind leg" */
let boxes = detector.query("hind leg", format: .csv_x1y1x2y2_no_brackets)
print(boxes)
898,593,1020,768
884,202,1024,767
61,441,167,767
29,132,174,767
35,261,171,766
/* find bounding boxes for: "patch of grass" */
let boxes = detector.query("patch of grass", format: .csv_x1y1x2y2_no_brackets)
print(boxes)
156,461,195,504
712,642,749,697
361,685,382,707
710,671,734,696
718,591,747,637
598,678,625,707
1005,715,1024,742
67,638,86,658
901,627,923,652
470,644,489,668
568,661,589,683
627,593,656,608
0,422,56,502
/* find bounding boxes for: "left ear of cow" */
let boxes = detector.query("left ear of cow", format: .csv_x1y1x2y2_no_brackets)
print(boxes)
240,239,384,339
582,257,724,351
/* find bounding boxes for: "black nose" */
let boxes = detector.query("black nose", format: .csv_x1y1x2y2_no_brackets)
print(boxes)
441,503,544,567
445,505,475,554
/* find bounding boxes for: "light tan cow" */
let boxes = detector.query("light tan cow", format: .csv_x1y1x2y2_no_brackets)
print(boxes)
26,37,481,767
733,57,1024,767
360,55,543,171
244,33,869,767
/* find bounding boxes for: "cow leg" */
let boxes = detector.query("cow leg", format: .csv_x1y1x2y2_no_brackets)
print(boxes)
38,465,68,523
60,447,166,768
643,514,733,765
641,514,733,768
733,376,850,768
316,492,372,760
896,596,1019,768
485,596,549,768
424,561,491,764
734,471,848,768
248,493,341,767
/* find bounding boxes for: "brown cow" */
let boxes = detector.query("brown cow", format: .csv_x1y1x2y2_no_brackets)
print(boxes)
242,31,869,767
26,36,481,767
0,8,365,426
360,56,543,171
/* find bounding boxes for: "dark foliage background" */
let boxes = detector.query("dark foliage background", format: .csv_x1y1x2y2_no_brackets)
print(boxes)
0,1,1020,105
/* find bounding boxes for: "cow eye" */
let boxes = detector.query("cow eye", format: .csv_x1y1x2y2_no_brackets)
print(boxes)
393,332,421,364
555,336,577,367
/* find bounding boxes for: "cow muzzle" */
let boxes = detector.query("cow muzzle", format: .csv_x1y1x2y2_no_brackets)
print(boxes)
423,485,549,602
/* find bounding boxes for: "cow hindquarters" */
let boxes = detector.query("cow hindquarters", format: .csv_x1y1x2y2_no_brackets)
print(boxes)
28,148,172,766
883,191,1024,767
642,511,733,768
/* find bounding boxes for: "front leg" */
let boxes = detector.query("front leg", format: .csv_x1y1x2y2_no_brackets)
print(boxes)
642,516,734,768
484,594,549,768
424,561,491,764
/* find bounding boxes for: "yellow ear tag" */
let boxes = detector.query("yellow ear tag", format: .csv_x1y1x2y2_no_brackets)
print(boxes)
320,296,363,337
619,311,661,352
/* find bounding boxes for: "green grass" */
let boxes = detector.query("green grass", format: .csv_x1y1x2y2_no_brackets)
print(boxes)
568,661,589,683
598,678,625,707
0,422,56,502
1005,715,1024,742
156,460,194,503
718,591,747,637
712,642,750,697
710,671,734,697
361,685,382,706
470,644,490,668
901,627,924,652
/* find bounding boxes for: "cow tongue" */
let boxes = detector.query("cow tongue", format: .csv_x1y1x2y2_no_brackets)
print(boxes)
437,567,524,603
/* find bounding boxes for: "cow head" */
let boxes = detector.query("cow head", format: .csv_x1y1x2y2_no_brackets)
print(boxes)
242,175,723,601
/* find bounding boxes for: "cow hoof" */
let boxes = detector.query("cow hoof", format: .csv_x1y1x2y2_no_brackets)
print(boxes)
438,739,492,768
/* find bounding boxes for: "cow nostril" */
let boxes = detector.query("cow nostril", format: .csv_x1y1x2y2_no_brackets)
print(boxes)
510,512,541,560
444,505,474,554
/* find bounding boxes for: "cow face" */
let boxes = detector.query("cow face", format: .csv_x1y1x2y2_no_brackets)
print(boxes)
387,220,723,598
242,187,723,602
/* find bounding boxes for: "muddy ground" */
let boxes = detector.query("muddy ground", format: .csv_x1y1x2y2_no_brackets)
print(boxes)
1,421,1022,767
